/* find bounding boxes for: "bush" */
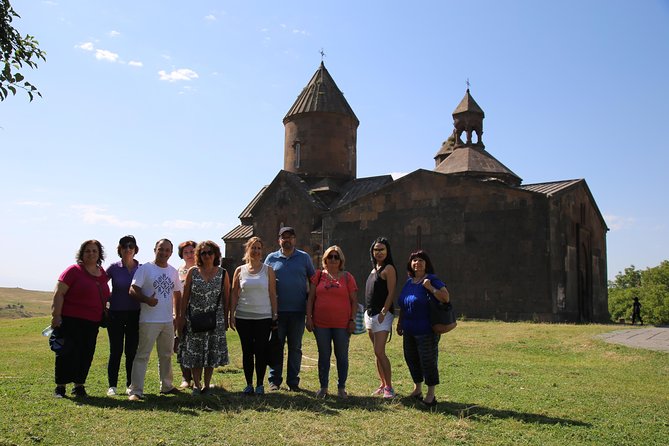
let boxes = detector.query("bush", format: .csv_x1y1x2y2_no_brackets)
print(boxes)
608,261,669,325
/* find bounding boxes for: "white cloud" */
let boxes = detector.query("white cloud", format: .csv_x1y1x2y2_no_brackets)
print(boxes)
72,205,145,229
161,220,219,230
16,200,53,208
95,49,119,62
77,42,95,51
292,28,308,35
109,30,121,37
204,14,217,21
158,68,199,82
604,214,635,231
128,60,143,67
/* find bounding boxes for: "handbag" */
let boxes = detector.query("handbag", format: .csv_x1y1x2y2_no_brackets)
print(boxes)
189,310,217,333
428,296,457,334
96,280,110,328
188,268,225,333
353,303,366,335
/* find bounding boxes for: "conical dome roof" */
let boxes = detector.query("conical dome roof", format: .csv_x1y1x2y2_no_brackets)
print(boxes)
453,89,484,116
283,62,359,123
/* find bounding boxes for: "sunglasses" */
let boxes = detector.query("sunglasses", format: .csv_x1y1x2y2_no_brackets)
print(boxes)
122,243,136,249
326,254,340,260
200,250,214,256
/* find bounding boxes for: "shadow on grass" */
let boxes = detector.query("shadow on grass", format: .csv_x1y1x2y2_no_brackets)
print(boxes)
59,388,590,426
413,398,591,427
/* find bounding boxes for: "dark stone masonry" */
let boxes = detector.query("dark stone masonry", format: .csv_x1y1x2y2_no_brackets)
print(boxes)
223,63,608,322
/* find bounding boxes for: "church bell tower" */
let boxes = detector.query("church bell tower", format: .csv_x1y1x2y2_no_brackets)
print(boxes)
283,62,359,181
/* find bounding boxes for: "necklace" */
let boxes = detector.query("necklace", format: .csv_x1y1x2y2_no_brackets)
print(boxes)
412,274,426,284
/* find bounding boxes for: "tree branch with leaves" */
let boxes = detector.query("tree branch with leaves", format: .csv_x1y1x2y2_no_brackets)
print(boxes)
1,0,46,101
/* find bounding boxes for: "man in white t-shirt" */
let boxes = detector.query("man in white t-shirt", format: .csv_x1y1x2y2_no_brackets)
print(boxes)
128,239,183,400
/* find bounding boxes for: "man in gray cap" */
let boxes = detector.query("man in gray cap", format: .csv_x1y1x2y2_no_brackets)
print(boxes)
264,227,315,391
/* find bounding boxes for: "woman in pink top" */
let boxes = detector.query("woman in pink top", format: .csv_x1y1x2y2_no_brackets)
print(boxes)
50,240,110,398
306,245,358,398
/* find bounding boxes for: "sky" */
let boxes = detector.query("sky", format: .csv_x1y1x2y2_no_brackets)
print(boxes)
1,0,668,292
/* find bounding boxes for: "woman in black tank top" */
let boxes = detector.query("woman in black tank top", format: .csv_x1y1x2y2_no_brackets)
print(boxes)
364,237,397,399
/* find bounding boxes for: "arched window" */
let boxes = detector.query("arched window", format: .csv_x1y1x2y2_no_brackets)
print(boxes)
293,141,301,168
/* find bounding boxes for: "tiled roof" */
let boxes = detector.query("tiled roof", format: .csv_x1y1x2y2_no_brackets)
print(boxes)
284,62,358,123
518,179,582,195
434,147,521,184
223,224,254,240
453,89,484,116
238,186,268,219
331,175,394,208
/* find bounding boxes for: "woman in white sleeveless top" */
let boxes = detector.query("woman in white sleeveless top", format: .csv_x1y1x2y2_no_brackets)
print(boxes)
230,236,278,395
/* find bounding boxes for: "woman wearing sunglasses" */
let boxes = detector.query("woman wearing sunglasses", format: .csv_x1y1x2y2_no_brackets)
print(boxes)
306,245,358,398
177,241,230,394
104,235,141,396
364,237,397,399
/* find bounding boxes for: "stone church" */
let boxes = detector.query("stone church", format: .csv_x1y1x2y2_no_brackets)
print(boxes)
223,62,609,322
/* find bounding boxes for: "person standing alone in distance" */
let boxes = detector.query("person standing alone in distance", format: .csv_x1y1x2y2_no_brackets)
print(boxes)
264,227,315,392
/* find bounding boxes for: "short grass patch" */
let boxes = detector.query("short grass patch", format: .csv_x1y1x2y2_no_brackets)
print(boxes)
1,318,667,445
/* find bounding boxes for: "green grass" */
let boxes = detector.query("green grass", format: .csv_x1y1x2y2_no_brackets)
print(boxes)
1,318,667,445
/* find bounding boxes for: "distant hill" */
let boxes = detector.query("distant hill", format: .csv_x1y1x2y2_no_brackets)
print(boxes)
0,287,52,319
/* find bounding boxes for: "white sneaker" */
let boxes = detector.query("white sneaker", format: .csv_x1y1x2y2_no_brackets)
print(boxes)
107,387,117,396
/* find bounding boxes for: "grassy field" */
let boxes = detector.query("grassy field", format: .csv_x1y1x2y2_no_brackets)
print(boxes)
0,317,667,446
0,287,52,319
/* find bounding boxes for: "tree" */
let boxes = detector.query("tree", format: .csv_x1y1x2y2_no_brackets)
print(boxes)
608,261,669,325
1,0,46,101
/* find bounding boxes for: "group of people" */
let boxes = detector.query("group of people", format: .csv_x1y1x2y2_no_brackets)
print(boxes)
49,227,452,408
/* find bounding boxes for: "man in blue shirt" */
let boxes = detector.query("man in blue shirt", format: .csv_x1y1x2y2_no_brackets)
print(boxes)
265,227,315,391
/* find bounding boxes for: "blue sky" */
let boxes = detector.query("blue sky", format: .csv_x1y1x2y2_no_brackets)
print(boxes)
1,0,668,291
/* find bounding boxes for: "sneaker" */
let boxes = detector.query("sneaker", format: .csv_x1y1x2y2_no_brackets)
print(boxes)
255,385,265,395
71,386,88,398
128,394,141,401
54,386,66,398
243,385,253,395
160,387,181,395
315,388,328,398
337,388,348,399
179,380,191,390
383,386,396,399
371,385,384,396
268,383,280,392
107,387,117,396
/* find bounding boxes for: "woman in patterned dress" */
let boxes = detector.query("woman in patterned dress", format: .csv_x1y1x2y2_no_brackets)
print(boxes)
177,240,230,395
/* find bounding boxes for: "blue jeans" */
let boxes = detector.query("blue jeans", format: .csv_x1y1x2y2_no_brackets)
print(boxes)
312,326,350,389
268,311,305,388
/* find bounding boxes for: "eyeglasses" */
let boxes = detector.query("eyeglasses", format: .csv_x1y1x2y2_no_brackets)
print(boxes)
122,243,136,250
373,248,386,252
326,254,340,260
201,250,214,256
